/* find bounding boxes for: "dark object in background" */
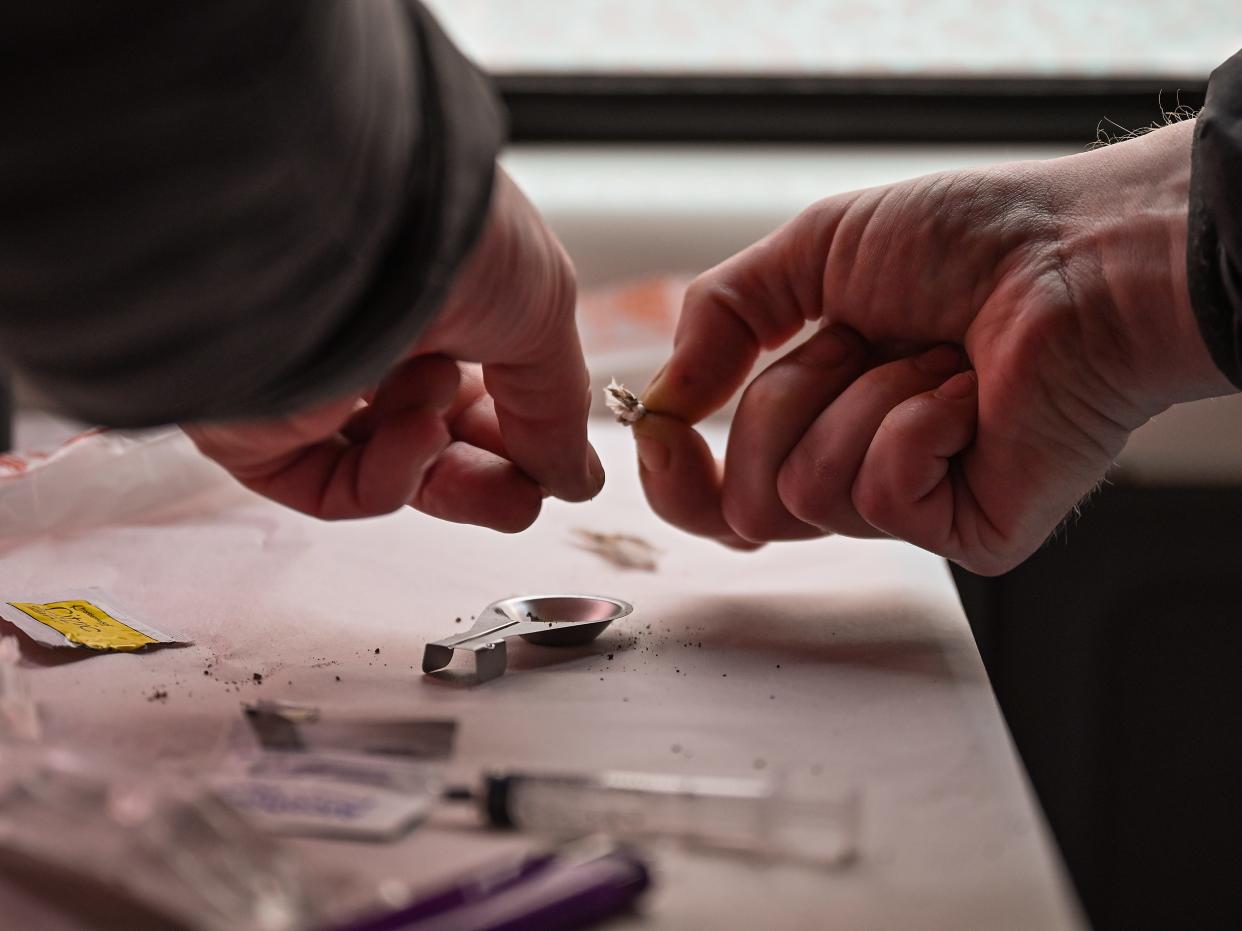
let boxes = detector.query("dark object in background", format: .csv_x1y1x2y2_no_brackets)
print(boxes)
955,485,1242,931
0,3,502,428
244,704,458,760
500,74,1207,145
0,370,11,452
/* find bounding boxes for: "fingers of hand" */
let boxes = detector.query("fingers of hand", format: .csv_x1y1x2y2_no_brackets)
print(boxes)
643,221,831,424
634,412,762,551
412,441,543,533
365,359,542,529
340,355,460,443
851,371,979,556
345,358,542,529
190,355,461,520
642,285,764,424
186,395,360,475
243,404,451,520
424,167,604,504
778,344,966,537
443,364,509,458
484,333,604,502
722,325,868,542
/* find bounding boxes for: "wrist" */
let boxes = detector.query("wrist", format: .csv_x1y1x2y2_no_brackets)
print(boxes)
1051,120,1236,417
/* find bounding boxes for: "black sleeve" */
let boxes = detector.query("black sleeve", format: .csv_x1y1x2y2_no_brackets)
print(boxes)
0,1,503,426
1188,48,1242,388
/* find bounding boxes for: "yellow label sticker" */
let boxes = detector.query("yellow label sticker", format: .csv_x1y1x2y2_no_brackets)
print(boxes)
6,600,158,651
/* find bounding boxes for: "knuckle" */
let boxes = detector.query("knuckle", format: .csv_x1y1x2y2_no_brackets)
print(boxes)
777,450,834,527
683,272,750,329
851,471,896,530
738,372,791,416
721,494,776,543
681,272,719,310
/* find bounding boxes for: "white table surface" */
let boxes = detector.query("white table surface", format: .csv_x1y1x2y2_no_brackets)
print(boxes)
0,422,1082,930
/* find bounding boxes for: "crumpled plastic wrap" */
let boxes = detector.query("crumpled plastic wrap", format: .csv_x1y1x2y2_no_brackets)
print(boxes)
0,427,238,539
0,741,313,931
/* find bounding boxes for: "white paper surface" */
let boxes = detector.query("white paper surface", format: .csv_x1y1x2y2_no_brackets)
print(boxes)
0,420,1082,929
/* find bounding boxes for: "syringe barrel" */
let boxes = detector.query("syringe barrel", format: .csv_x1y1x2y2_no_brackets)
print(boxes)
481,770,857,867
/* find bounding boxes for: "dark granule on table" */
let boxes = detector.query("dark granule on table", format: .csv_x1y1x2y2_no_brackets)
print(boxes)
335,675,341,682
607,653,614,661
455,617,462,624
202,669,210,676
374,648,381,654
147,689,168,702
252,672,263,683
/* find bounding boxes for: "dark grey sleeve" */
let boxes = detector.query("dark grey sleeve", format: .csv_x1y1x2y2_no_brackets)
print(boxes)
1188,48,1242,388
0,0,503,426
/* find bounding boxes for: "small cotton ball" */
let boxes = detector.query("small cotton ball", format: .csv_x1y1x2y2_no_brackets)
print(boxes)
604,379,647,425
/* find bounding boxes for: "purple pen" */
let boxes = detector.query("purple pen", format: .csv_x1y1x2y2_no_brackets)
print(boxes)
321,839,650,931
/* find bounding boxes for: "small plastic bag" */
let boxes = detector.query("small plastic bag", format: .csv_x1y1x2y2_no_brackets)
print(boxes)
0,427,237,538
0,742,314,931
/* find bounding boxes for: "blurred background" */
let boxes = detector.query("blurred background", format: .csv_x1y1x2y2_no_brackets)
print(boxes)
424,4,1242,929
3,3,1241,927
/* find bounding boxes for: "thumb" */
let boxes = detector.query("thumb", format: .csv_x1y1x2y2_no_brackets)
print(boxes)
419,167,604,502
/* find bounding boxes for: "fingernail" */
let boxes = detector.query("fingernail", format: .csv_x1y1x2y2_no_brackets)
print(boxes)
914,344,963,376
935,370,977,400
587,447,606,494
636,435,670,473
797,327,853,367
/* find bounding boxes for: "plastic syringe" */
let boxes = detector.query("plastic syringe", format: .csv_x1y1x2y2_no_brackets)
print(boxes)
445,769,859,869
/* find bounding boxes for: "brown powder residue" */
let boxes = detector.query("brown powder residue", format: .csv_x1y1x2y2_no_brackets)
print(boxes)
571,528,661,572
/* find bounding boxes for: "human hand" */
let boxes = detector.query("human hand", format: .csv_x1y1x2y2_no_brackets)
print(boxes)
635,121,1233,574
186,167,603,531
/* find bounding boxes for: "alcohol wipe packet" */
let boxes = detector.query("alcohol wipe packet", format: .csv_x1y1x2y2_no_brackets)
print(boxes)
212,750,440,842
0,589,187,651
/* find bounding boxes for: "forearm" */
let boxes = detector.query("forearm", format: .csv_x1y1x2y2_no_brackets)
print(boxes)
0,0,502,426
